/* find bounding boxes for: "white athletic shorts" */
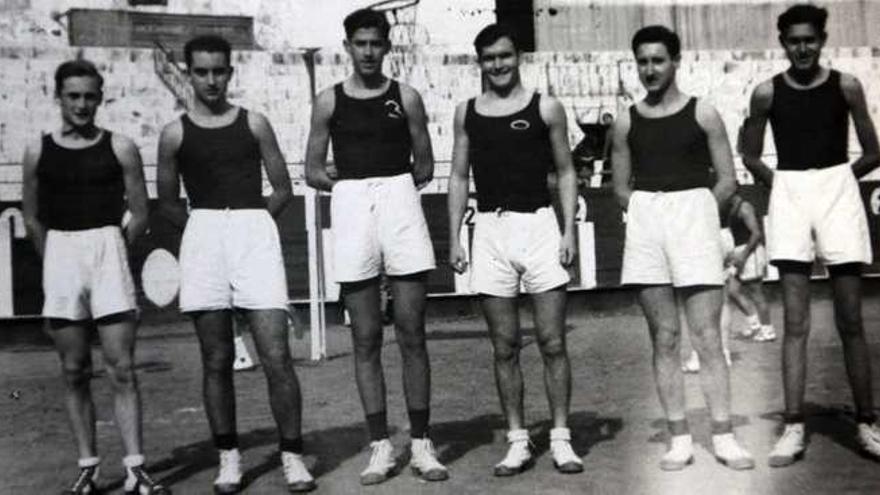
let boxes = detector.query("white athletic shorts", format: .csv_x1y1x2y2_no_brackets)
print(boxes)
768,163,872,266
179,209,289,312
720,228,768,282
42,226,137,320
471,206,570,297
621,188,724,287
330,173,436,283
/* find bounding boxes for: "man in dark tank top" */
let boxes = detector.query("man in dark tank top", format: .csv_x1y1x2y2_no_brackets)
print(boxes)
742,4,880,466
447,23,583,477
21,60,169,494
156,35,315,493
611,25,754,471
304,9,446,485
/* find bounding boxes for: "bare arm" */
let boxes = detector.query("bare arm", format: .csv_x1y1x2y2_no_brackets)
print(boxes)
696,100,736,207
401,84,435,189
541,95,577,265
112,134,150,244
447,101,471,273
841,73,880,178
21,137,46,257
610,109,633,210
249,111,293,217
156,120,188,229
741,80,775,187
304,88,337,192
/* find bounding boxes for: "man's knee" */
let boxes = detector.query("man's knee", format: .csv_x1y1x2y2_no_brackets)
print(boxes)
835,311,864,338
352,332,383,361
538,336,566,360
259,347,294,378
202,347,235,374
492,338,520,363
650,323,680,355
104,357,136,388
62,360,93,389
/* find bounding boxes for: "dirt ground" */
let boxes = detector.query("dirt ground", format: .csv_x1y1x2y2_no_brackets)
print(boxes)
3,283,880,494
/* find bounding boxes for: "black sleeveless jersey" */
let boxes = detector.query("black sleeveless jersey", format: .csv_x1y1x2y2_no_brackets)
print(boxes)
627,97,713,192
464,92,554,212
37,131,125,230
329,80,412,179
176,108,264,209
769,70,849,170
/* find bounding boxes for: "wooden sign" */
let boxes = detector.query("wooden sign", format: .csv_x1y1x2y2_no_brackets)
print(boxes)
67,9,255,50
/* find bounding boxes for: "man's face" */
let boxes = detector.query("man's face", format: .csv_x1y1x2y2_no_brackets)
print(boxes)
187,51,233,105
635,42,678,95
345,27,390,77
780,23,825,72
478,36,520,92
57,76,102,129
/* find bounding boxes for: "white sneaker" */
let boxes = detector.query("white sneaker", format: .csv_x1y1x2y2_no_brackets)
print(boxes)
214,449,242,494
682,350,700,373
549,428,583,474
659,434,693,471
768,423,806,467
494,429,532,477
753,325,777,342
360,439,396,486
410,438,449,481
281,452,316,493
857,423,880,458
712,433,754,470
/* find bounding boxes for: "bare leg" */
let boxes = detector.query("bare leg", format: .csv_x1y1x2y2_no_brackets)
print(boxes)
681,287,730,423
530,286,571,429
637,286,686,423
830,270,875,420
389,273,431,413
192,310,237,441
779,269,811,419
96,312,142,457
482,296,524,431
246,308,304,440
48,319,97,459
342,278,387,430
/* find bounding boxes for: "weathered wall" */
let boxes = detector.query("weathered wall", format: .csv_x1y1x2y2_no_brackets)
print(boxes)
535,0,880,52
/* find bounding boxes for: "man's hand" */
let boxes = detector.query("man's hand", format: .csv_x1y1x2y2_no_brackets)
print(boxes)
730,251,747,275
413,162,433,190
449,244,469,274
559,231,576,266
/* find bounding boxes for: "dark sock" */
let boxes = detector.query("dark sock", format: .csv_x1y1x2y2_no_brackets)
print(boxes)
667,419,689,437
214,433,239,450
784,413,805,424
711,419,733,435
856,411,877,425
408,408,430,439
366,411,389,442
280,436,304,455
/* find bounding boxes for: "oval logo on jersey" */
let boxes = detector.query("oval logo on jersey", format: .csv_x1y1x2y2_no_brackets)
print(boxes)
871,187,880,215
385,100,404,119
510,119,530,130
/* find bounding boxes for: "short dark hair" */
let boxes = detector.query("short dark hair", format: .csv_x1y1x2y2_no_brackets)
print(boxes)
777,4,828,35
184,35,231,67
54,59,103,96
343,9,390,40
473,23,520,56
631,25,681,59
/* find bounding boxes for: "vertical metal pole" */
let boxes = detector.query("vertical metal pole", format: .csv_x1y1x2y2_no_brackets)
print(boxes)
302,48,327,361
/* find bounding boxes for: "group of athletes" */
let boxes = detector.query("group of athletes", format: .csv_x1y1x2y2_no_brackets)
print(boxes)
20,3,880,494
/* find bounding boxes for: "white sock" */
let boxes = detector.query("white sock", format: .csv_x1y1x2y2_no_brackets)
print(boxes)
123,454,144,490
78,456,101,469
